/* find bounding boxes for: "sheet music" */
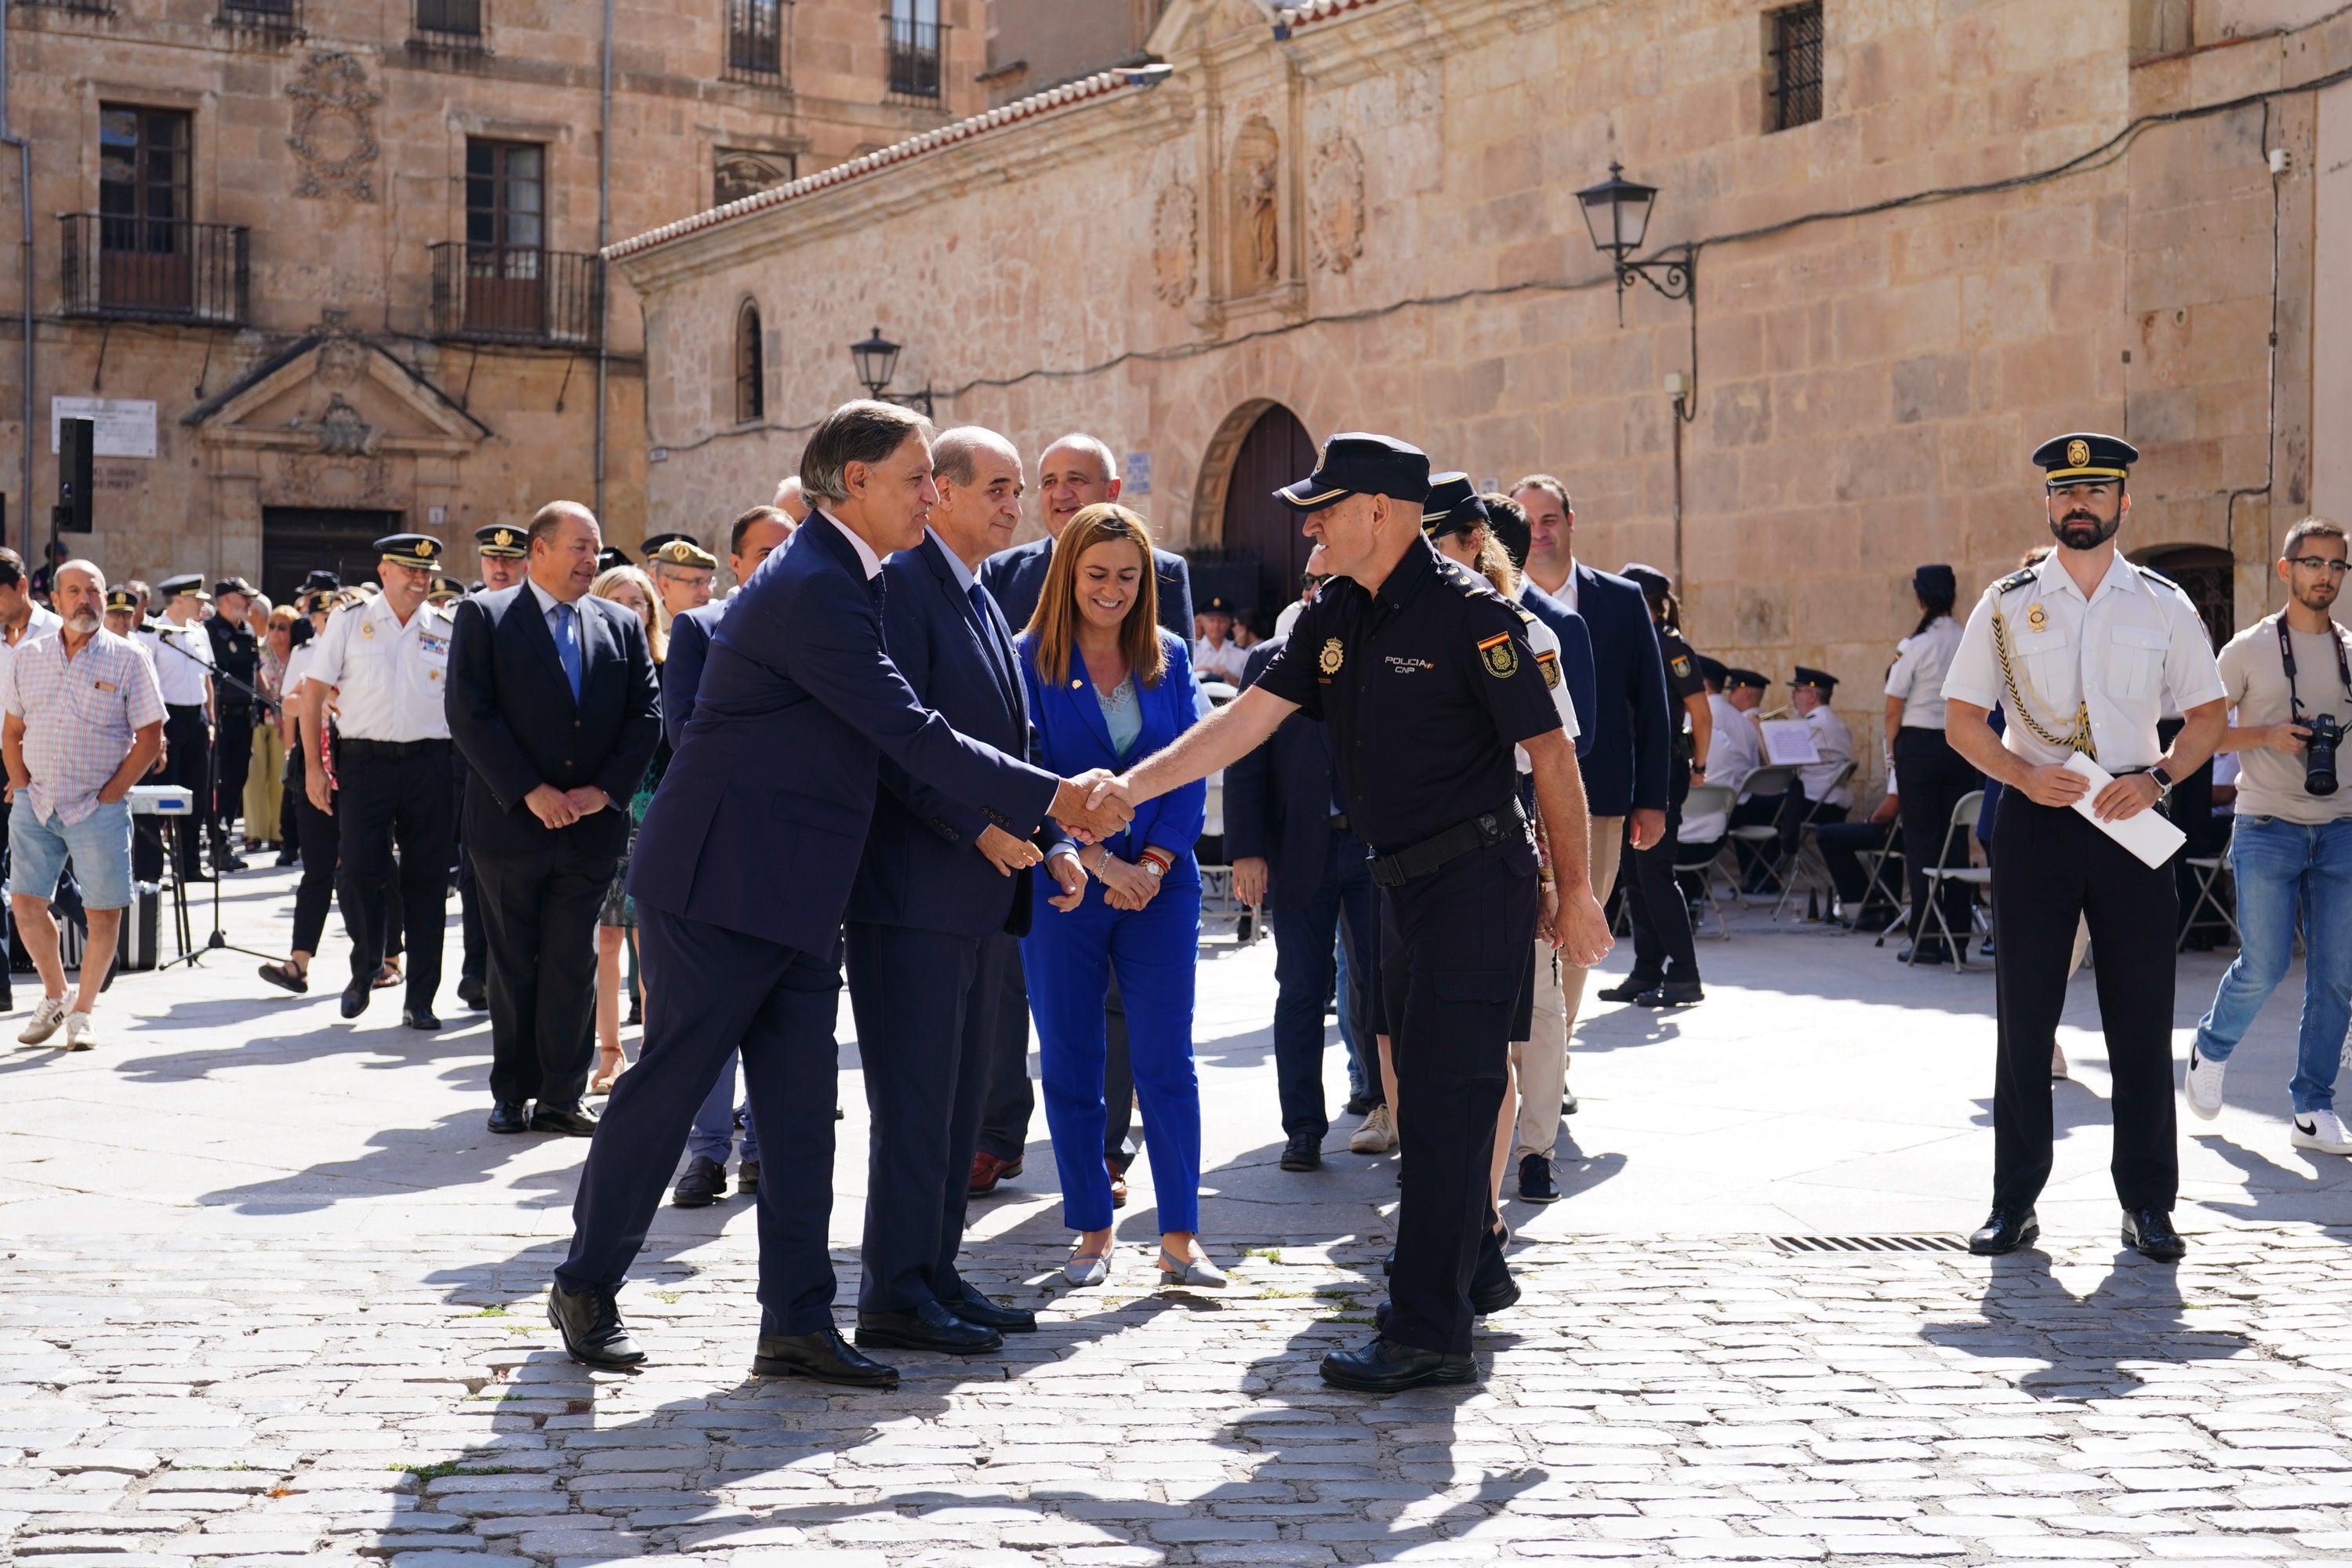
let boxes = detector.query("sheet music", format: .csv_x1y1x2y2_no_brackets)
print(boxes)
1758,720,1820,767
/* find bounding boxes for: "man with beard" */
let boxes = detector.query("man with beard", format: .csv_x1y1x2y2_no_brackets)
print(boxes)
1943,434,2226,1263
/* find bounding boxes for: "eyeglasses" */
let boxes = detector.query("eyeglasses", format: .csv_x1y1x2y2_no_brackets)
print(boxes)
2286,556,2352,575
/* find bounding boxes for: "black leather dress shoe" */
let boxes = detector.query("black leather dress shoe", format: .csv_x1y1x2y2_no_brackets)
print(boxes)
1320,1334,1477,1392
339,980,369,1020
531,1102,600,1137
1968,1206,2040,1255
737,1160,760,1196
753,1327,899,1388
2122,1207,2187,1261
1381,1248,1395,1278
946,1287,1036,1334
456,976,488,1011
487,1100,531,1134
1517,1153,1560,1203
854,1299,1004,1355
1635,979,1705,1007
547,1281,644,1369
1899,940,1953,967
1374,1266,1519,1334
1280,1131,1322,1171
402,1008,442,1031
672,1156,727,1208
1596,973,1662,1004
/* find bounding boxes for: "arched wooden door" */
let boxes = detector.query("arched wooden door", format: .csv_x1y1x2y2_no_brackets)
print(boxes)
1219,403,1318,628
2134,543,2234,652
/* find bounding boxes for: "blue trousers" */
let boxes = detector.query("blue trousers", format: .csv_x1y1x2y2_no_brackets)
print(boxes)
556,906,842,1334
2193,815,2352,1112
686,1051,761,1166
1023,882,1200,1234
1270,828,1376,1139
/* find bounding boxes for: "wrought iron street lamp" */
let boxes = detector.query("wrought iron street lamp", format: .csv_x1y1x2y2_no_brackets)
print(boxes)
849,325,934,416
1576,162,1693,308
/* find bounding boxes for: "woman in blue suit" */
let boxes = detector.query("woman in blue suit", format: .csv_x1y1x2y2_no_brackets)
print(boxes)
1018,503,1221,1290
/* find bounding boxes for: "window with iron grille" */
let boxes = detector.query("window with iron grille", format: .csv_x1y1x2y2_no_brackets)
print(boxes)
1769,3,1824,132
888,0,942,101
726,0,782,80
735,302,765,424
100,106,191,249
416,0,481,36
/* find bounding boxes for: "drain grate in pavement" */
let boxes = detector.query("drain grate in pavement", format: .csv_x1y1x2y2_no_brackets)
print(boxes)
1770,1234,1969,1254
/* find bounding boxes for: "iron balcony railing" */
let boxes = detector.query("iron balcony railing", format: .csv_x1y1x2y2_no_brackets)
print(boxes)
14,0,114,13
428,242,603,347
412,0,485,46
725,0,782,80
886,14,941,100
60,214,250,326
216,0,299,31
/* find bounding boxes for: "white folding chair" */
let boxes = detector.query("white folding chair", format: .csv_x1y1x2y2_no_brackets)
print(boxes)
1773,759,1860,920
1912,789,1993,971
1728,763,1803,903
2180,818,2238,953
1673,783,1737,940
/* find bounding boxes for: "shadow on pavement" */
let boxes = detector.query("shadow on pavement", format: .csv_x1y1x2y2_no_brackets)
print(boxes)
1919,1247,2251,1399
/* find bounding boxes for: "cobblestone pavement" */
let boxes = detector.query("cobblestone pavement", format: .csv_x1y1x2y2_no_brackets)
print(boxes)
6,869,2352,1565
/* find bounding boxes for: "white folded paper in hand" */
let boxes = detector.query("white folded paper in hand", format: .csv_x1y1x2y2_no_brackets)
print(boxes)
2062,752,2187,869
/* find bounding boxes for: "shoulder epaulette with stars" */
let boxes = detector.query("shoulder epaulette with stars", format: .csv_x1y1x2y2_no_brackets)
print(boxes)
1990,567,2037,595
1436,556,1508,604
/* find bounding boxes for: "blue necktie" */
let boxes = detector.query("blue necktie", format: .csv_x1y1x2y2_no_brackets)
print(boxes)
968,583,992,633
554,602,583,702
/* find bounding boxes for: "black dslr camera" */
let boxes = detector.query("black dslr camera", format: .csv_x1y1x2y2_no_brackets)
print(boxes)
2306,713,2342,797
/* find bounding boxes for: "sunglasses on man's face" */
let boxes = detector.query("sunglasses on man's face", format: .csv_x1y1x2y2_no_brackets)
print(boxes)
2287,556,2351,575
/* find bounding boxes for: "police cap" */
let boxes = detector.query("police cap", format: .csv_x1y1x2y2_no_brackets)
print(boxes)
475,524,528,560
1791,665,1839,694
1914,562,1956,597
1274,433,1430,511
1620,562,1673,604
2031,432,2137,488
1201,595,1235,615
103,587,140,615
157,573,209,601
1724,667,1769,691
301,569,342,593
427,575,466,602
1695,654,1728,687
376,533,444,570
595,546,632,574
212,575,258,600
1421,472,1489,539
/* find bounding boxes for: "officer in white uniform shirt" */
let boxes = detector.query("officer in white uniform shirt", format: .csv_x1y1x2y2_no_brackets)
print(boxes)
1679,658,1758,848
1884,564,1981,962
301,533,458,1030
147,575,217,882
1790,667,1854,811
1941,432,2226,1264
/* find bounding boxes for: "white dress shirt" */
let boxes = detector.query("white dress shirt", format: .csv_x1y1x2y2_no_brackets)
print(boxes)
1682,691,1761,843
818,510,883,580
1797,702,1855,809
1191,634,1250,684
1943,549,2226,771
1885,614,1964,730
303,593,453,742
144,615,215,708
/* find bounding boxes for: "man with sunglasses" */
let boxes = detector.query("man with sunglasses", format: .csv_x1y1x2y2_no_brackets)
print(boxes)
2183,517,2352,1155
1942,433,2227,1262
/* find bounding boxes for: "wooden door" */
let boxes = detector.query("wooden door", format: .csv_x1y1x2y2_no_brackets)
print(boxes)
1219,404,1317,629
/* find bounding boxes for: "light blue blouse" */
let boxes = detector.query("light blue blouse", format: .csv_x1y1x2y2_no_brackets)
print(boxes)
1095,674,1142,759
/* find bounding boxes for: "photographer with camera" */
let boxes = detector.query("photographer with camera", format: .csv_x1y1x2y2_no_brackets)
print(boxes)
2185,517,2352,1153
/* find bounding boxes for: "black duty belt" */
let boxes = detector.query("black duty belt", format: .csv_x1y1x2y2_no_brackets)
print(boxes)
1367,808,1517,889
339,738,449,759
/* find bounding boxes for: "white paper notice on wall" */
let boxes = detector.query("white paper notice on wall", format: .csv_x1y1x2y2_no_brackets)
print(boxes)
1758,719,1820,766
51,397,158,459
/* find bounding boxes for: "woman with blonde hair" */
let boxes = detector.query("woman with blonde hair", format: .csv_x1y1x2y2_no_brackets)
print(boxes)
588,563,665,1093
244,602,299,853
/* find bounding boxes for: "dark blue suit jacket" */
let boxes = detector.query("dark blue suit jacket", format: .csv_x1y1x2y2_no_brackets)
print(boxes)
445,584,662,861
980,535,1195,641
1017,629,1207,891
1518,582,1597,761
846,533,1038,941
662,601,725,750
1570,562,1673,817
630,515,1062,954
1223,635,1342,909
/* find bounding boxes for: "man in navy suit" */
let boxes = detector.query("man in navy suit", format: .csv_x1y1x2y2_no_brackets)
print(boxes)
548,401,1131,1390
974,433,1192,1195
844,426,1045,1356
445,503,662,1138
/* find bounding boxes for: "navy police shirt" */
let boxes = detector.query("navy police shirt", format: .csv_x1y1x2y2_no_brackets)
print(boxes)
1254,535,1563,853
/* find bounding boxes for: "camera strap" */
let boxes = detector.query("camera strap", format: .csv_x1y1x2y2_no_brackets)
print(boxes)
2274,614,2352,721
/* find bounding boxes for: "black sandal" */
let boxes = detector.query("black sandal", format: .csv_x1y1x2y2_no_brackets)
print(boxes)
258,961,308,995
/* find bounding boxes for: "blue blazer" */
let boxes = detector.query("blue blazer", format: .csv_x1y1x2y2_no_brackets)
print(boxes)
445,585,662,861
1518,582,1597,761
1572,562,1674,817
662,601,726,750
629,515,1062,954
1017,628,1207,891
1223,635,1341,909
847,533,1039,941
981,535,1195,643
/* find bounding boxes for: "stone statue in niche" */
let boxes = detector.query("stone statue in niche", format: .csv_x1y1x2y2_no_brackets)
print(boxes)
1244,159,1278,284
1152,183,1197,307
1310,138,1364,274
286,51,383,201
1229,114,1281,292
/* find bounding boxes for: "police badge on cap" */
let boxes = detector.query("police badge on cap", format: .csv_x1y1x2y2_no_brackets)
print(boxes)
2031,432,2137,487
376,533,443,570
475,524,528,561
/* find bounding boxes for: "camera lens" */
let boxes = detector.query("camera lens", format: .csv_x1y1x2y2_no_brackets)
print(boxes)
2307,714,2340,797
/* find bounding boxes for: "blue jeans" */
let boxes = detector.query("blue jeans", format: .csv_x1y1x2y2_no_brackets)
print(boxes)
2192,815,2352,1112
685,1050,761,1166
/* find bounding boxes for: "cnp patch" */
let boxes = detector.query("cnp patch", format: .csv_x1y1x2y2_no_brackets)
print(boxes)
1670,653,1693,681
1319,637,1345,675
1536,648,1561,689
1478,632,1518,679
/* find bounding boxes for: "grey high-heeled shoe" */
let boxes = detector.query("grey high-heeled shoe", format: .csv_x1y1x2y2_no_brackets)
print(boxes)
1157,1250,1226,1289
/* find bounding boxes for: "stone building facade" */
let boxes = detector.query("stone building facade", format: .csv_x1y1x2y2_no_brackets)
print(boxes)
611,0,2352,781
0,0,986,600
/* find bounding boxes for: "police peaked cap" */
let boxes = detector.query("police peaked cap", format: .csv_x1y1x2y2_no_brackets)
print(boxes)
301,569,342,593
1275,434,1430,510
2032,432,2138,485
1914,563,1956,597
1724,667,1769,691
103,587,140,614
1790,665,1839,692
156,573,209,601
595,546,633,574
212,575,258,599
1694,654,1729,686
1620,562,1674,601
475,524,528,560
1421,473,1490,539
376,533,444,570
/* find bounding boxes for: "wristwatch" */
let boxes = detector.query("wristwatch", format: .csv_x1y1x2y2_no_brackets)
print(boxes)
2149,764,2176,800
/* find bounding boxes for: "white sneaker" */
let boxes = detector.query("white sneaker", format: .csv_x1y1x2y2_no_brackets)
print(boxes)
16,997,67,1046
2050,1044,2068,1080
2292,1108,2352,1155
2184,1045,2227,1120
62,1012,95,1052
1348,1104,1397,1154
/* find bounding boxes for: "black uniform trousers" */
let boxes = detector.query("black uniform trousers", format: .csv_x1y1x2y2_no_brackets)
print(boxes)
162,705,211,880
1989,789,2180,1214
474,829,615,1109
558,906,843,1335
1623,775,1700,985
1380,833,1537,1358
1818,821,1902,916
334,739,451,1012
212,707,253,855
846,923,1007,1313
1895,725,1982,942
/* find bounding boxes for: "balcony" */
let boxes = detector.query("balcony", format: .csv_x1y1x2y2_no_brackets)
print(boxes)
411,0,486,52
60,214,249,327
428,242,603,348
886,15,941,101
724,0,782,83
216,0,299,33
13,0,114,13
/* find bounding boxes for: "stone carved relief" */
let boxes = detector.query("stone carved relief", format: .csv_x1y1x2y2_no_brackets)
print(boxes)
714,148,794,209
287,51,383,201
1151,183,1198,307
314,334,367,390
266,456,395,508
1230,116,1280,290
311,394,380,458
1309,138,1364,274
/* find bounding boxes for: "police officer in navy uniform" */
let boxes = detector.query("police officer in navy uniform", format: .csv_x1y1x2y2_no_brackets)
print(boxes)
1943,434,2227,1261
205,576,262,871
1083,434,1613,1391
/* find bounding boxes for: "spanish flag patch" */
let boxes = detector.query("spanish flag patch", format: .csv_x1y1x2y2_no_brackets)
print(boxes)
1535,649,1560,689
1477,632,1518,679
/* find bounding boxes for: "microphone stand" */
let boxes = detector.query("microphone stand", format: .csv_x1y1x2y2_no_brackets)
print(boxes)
149,621,284,969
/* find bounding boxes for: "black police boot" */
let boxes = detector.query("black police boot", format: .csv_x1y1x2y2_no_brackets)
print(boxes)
2122,1208,2187,1262
1280,1131,1322,1171
855,1300,1003,1355
1320,1334,1477,1392
945,1286,1037,1334
1516,1153,1560,1203
1968,1206,2040,1255
753,1327,898,1388
547,1281,645,1369
672,1156,728,1208
1635,978,1705,1007
1596,972,1663,1004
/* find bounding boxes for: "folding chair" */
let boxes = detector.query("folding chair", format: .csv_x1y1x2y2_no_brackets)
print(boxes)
1849,833,1906,937
2179,817,2238,953
1911,789,1993,971
1772,759,1860,920
1727,763,1802,904
1674,782,1737,939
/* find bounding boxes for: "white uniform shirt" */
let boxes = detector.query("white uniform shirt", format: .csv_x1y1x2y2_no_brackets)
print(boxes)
1682,691,1761,843
1191,635,1250,685
1273,600,1305,639
303,594,453,742
1943,550,2226,771
1885,615,1964,729
0,603,62,693
144,617,215,708
1512,612,1581,774
1796,702,1854,808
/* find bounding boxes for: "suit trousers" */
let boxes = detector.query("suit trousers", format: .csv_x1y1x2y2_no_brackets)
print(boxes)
335,742,449,1011
557,905,844,1334
975,949,1036,1163
1270,829,1375,1142
1989,790,2180,1214
846,923,1006,1312
474,829,616,1109
1895,725,1982,942
212,711,252,854
162,705,211,878
1381,836,1537,1358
